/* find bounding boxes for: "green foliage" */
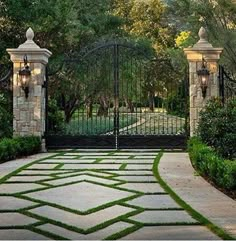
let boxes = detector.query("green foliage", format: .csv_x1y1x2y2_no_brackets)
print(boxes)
188,137,236,190
0,136,41,163
198,97,236,159
165,80,188,118
168,0,236,72
113,0,176,51
0,93,13,139
47,99,64,132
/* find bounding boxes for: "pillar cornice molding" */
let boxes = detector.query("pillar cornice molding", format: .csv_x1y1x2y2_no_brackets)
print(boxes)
6,48,52,65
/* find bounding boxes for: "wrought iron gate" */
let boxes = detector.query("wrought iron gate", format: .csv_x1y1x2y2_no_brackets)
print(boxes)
46,42,189,149
219,65,236,103
0,63,13,138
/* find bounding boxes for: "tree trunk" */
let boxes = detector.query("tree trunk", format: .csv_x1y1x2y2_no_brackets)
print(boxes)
148,92,155,112
97,96,109,117
125,98,134,113
86,98,93,118
64,99,78,123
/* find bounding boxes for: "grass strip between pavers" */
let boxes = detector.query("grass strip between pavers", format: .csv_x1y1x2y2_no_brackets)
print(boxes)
153,152,235,240
119,163,127,170
0,153,60,184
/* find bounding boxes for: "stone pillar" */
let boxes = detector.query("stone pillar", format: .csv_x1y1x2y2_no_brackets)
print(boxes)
184,27,223,136
7,28,52,150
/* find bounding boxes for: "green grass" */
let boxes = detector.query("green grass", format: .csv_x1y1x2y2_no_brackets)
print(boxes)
61,114,137,135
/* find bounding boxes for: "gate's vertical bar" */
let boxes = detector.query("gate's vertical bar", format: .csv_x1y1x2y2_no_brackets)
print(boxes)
45,66,49,139
185,68,190,137
219,65,225,105
114,43,119,149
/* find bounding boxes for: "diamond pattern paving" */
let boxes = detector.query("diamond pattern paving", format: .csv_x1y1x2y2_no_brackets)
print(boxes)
30,205,135,230
0,150,222,240
25,182,134,212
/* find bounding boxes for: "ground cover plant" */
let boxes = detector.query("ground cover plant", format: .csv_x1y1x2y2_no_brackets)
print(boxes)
0,136,41,163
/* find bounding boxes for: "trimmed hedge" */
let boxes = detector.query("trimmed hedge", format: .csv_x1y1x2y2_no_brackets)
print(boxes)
188,137,236,190
198,97,236,159
0,136,41,163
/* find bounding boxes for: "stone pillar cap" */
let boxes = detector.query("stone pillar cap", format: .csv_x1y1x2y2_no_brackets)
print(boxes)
18,28,40,49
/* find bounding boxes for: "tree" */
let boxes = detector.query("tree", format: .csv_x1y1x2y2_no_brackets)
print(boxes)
168,0,236,72
113,0,176,51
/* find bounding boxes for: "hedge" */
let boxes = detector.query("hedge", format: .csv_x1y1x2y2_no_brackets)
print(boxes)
0,136,41,163
198,97,236,159
188,137,236,190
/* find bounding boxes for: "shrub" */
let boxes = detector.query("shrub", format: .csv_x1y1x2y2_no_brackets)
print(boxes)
47,99,64,133
188,137,236,190
165,81,188,118
0,136,41,163
198,97,236,159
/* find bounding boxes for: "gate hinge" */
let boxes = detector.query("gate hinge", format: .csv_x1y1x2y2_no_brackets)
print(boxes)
42,81,47,88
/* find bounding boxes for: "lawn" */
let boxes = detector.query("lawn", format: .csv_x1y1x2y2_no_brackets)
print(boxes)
62,114,137,135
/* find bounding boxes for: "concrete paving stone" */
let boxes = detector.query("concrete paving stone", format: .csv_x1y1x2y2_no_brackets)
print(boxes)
26,182,134,212
100,159,154,164
120,183,165,194
19,170,71,175
126,164,152,170
0,183,44,194
55,171,113,178
0,213,38,227
31,205,135,230
68,153,110,156
7,175,51,182
63,164,121,170
121,226,220,240
116,175,157,182
0,229,49,240
133,156,157,159
113,152,158,156
106,170,153,175
52,156,77,159
27,164,59,169
74,149,114,152
88,221,133,240
45,174,119,186
41,159,97,164
120,149,161,152
80,156,131,159
0,196,37,210
127,195,180,209
37,221,133,240
131,210,197,224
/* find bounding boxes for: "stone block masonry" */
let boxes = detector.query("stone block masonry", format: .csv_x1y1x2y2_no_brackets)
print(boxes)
7,28,51,148
184,27,223,136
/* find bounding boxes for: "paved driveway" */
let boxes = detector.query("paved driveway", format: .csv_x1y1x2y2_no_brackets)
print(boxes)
0,151,220,240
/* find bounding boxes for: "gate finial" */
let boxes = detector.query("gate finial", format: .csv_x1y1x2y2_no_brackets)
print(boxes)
26,28,34,41
198,27,208,42
18,27,40,49
193,26,213,48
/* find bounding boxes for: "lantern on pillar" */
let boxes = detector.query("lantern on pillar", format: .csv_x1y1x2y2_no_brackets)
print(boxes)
197,58,210,98
19,55,31,98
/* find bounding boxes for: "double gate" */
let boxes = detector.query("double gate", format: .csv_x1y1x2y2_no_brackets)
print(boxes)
45,42,189,149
